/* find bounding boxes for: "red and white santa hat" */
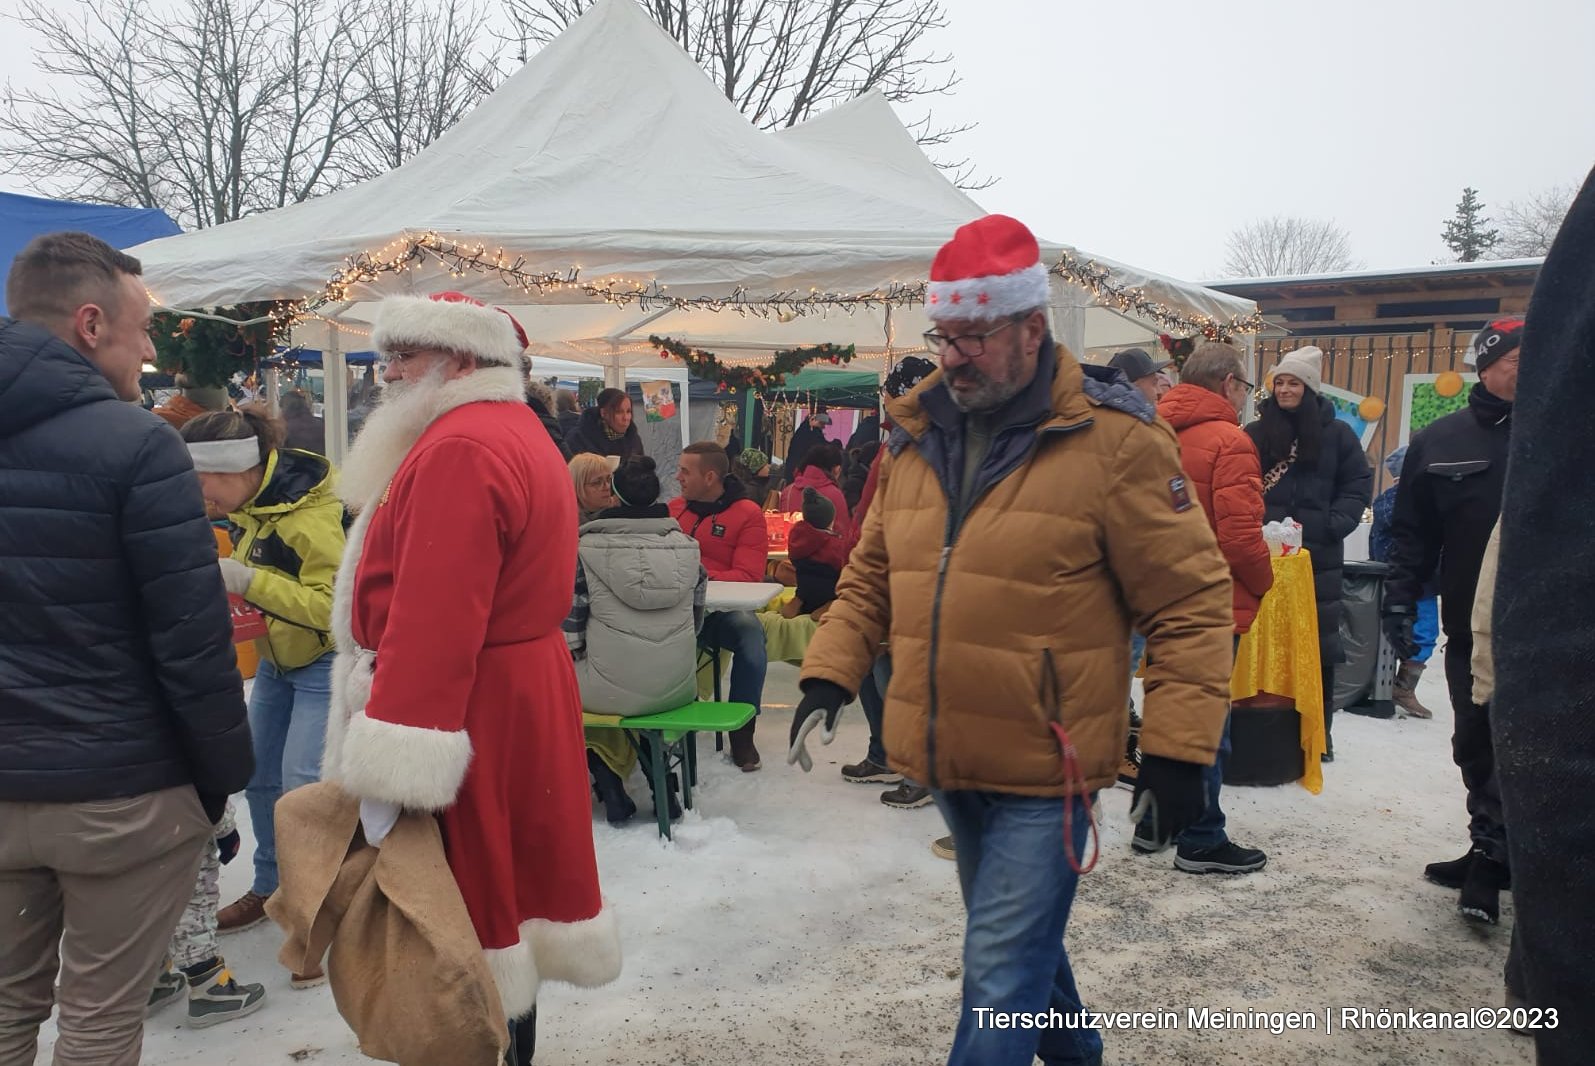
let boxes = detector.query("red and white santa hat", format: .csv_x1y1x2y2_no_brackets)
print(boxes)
927,215,1051,322
371,290,528,367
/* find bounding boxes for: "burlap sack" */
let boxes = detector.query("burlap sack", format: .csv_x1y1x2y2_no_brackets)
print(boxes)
267,782,508,1065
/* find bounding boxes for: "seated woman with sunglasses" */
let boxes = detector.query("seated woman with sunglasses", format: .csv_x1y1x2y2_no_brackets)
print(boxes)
564,456,707,824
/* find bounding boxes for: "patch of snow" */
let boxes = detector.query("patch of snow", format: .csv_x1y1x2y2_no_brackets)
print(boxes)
31,661,1532,1065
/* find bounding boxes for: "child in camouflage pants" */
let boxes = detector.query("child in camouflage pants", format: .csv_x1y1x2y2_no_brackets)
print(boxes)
147,800,269,1028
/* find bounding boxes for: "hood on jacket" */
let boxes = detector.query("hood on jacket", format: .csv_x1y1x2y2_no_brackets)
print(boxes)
0,319,119,439
682,475,749,517
1158,382,1240,432
577,516,701,613
248,448,336,513
887,336,1152,453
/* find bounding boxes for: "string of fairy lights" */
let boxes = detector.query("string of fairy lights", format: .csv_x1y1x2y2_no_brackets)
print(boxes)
182,231,1268,344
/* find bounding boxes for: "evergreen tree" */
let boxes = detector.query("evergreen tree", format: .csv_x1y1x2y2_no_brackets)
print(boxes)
1442,187,1501,262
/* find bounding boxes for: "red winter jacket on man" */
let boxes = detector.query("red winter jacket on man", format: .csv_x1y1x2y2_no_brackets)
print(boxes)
668,477,770,583
1158,383,1275,632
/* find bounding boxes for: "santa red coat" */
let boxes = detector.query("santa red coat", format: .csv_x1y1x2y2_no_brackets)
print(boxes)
323,367,619,1021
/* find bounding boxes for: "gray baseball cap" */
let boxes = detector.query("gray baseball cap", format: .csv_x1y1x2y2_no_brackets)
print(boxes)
1108,347,1171,382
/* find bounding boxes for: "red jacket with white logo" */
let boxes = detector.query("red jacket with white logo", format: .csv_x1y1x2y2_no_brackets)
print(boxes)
668,479,770,583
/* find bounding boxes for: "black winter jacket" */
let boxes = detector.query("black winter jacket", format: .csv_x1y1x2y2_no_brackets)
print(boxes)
1385,384,1511,639
566,407,645,460
0,319,254,803
528,395,573,461
1245,393,1373,606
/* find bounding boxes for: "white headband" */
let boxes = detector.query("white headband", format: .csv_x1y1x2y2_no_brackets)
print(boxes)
187,437,262,473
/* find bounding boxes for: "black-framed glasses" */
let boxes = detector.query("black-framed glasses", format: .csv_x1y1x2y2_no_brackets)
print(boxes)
1232,373,1255,393
922,316,1019,359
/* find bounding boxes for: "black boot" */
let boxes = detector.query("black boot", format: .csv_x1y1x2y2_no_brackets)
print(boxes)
1424,849,1474,889
1459,851,1510,925
586,752,636,825
728,719,761,772
504,1008,536,1066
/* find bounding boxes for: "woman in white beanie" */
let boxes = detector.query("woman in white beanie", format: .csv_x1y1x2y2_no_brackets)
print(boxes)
1245,346,1373,762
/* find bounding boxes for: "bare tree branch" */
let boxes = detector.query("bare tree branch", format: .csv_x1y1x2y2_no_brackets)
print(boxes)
499,0,987,187
1220,217,1359,278
1493,184,1576,260
0,0,500,229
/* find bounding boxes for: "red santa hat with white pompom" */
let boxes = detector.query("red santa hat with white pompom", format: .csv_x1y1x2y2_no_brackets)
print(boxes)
926,214,1052,323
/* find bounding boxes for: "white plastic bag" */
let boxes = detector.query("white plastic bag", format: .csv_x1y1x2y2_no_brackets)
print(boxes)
1263,519,1303,557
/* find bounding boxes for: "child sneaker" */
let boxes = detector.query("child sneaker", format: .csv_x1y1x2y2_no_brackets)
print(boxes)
185,959,267,1028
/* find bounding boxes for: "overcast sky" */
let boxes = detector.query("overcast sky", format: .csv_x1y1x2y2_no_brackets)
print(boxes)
2,0,1591,282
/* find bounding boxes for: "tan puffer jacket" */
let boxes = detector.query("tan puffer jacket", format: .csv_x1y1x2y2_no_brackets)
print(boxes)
801,343,1235,796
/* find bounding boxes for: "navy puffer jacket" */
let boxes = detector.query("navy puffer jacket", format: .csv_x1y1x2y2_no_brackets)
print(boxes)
0,318,253,803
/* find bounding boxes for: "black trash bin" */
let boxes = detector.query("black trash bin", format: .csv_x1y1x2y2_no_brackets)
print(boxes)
1339,560,1396,718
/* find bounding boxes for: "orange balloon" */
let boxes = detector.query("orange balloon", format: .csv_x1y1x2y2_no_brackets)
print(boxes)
1358,396,1385,420
1435,371,1465,398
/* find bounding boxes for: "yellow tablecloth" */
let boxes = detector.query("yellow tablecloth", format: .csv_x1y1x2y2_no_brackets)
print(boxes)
1231,551,1326,794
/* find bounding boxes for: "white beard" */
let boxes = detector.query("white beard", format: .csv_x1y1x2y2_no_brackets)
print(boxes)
337,362,528,512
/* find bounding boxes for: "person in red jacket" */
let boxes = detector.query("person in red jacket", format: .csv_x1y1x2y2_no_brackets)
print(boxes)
1143,341,1274,875
670,441,771,769
778,441,852,543
782,488,850,618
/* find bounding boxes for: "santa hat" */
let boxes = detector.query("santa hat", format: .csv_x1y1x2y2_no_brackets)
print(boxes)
1270,345,1324,395
371,291,528,368
927,215,1051,322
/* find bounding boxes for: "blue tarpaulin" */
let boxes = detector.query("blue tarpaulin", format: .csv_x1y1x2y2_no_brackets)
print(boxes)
0,191,182,314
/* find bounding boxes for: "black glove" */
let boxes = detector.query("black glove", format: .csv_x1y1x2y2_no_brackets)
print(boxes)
217,829,241,865
787,680,850,772
1382,607,1418,661
1130,755,1208,851
197,791,228,825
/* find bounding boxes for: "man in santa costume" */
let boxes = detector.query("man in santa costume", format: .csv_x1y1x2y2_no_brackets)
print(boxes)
322,291,620,1064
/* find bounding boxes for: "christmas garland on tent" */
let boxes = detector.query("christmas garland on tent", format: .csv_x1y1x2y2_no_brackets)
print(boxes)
152,302,295,388
650,335,856,393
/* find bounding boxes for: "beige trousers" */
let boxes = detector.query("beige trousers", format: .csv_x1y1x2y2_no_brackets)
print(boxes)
0,786,210,1066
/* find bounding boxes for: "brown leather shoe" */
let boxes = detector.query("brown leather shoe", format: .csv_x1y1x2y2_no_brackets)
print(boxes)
727,721,761,772
290,963,326,990
217,891,269,934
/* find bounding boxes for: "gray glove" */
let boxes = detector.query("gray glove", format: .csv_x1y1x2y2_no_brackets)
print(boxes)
218,557,254,597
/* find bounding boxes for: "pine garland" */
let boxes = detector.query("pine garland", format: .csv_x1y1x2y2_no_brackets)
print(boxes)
650,335,855,394
151,302,294,388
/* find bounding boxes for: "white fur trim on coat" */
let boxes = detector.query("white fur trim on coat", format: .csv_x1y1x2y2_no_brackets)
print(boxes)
372,295,525,368
927,261,1049,322
336,710,474,811
482,906,622,1020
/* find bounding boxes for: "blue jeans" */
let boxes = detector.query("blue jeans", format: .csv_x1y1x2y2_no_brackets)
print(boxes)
1414,596,1439,664
247,656,333,897
1178,713,1232,850
861,654,893,766
1177,634,1239,850
933,790,1104,1066
700,611,768,712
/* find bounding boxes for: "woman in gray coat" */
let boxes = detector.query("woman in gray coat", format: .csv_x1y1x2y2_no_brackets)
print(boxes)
564,456,707,824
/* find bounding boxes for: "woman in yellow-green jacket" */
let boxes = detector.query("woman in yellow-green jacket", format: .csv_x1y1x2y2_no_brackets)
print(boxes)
182,406,345,932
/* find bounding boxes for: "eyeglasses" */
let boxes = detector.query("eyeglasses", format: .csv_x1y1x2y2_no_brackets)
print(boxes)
583,477,611,489
378,347,434,365
922,317,1019,359
1231,373,1255,393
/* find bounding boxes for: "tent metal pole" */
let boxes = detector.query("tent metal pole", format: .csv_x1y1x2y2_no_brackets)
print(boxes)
322,302,354,466
607,307,672,342
264,368,282,417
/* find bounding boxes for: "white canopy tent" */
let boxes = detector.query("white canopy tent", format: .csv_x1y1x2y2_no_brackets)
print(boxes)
129,0,1258,462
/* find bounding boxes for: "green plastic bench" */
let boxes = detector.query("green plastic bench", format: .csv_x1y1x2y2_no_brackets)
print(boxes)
583,700,756,839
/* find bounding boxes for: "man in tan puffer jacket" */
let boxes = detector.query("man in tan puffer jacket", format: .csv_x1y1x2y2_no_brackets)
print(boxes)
788,216,1234,1066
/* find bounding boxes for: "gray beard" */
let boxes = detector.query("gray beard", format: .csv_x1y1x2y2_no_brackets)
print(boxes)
337,363,450,512
947,371,1025,413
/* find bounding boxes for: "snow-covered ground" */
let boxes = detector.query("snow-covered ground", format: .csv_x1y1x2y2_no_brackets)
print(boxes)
34,661,1532,1065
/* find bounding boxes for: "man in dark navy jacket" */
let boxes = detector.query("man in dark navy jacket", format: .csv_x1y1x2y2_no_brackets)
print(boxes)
0,232,253,1065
